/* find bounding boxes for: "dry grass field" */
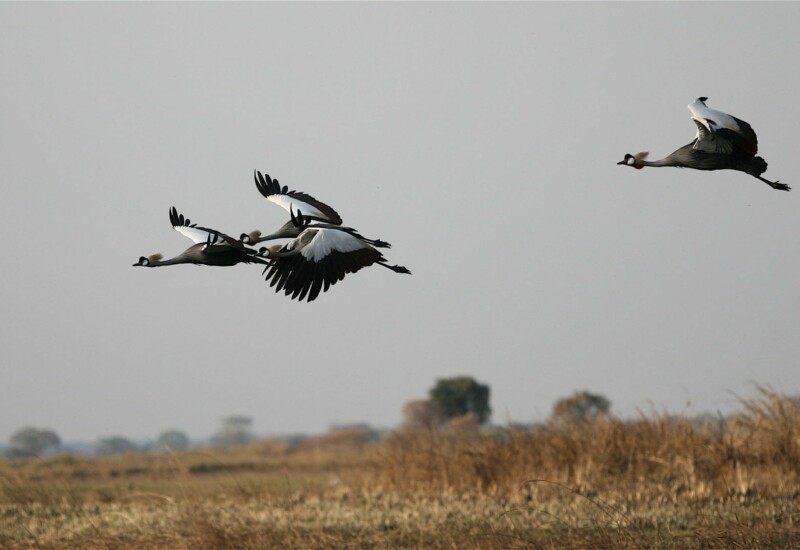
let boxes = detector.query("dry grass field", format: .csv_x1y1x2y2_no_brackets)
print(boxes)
2,387,799,549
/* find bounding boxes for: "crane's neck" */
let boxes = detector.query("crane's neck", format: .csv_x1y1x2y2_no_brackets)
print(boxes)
638,157,677,168
254,226,302,244
150,256,191,267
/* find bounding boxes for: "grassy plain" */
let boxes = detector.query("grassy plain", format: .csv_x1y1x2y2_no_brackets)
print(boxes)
2,387,799,549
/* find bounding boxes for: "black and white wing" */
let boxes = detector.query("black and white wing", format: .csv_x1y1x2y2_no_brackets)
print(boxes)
688,97,758,156
263,228,383,302
690,119,735,155
255,170,343,225
169,207,241,250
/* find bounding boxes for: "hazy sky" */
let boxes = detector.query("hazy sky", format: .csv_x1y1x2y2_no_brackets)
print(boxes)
2,3,799,444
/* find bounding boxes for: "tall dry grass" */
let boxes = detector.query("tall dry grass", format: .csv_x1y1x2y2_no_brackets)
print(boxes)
372,386,800,502
1,385,798,548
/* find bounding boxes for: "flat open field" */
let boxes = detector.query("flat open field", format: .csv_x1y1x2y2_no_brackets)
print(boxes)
2,390,800,549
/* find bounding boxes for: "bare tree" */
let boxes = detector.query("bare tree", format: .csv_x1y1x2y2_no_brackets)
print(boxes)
211,415,254,447
401,399,445,431
551,391,611,425
441,414,480,433
156,430,189,451
96,436,136,456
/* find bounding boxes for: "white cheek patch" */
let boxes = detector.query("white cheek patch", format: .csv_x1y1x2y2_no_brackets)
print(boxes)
627,157,635,166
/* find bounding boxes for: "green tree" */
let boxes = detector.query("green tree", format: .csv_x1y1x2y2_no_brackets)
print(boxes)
429,376,491,424
7,427,60,458
551,391,611,425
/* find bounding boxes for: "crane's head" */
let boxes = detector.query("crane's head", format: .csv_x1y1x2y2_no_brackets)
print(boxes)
133,253,163,267
239,230,262,245
256,245,283,258
616,152,649,169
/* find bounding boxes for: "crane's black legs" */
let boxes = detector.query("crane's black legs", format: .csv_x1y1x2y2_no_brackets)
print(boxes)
378,261,411,274
755,175,791,191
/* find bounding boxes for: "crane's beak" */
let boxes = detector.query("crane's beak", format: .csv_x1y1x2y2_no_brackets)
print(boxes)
616,159,627,165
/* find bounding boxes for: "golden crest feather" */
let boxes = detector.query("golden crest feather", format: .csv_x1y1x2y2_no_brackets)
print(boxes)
148,253,163,262
634,151,649,161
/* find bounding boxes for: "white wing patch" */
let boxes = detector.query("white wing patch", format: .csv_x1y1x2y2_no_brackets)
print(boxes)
173,225,221,245
268,195,327,220
301,228,366,263
688,98,740,139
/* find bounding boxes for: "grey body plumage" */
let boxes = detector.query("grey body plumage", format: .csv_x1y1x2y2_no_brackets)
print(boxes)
618,97,789,191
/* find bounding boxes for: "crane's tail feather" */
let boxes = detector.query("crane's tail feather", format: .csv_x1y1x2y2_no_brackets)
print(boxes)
367,238,391,249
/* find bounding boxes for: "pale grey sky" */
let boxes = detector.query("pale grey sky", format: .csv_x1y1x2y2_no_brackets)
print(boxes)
2,3,799,443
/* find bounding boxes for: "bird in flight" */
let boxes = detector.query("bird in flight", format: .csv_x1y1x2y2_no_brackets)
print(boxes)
134,171,410,302
133,207,267,268
258,208,411,302
242,171,411,302
618,97,789,191
240,170,344,246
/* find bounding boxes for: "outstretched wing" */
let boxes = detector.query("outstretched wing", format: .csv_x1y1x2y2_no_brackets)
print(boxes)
690,119,735,155
169,207,241,249
263,228,382,302
255,170,343,225
688,97,758,156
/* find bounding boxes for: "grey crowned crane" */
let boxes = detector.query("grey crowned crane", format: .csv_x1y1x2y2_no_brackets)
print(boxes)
618,97,789,191
240,171,344,245
133,207,268,268
258,209,411,302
